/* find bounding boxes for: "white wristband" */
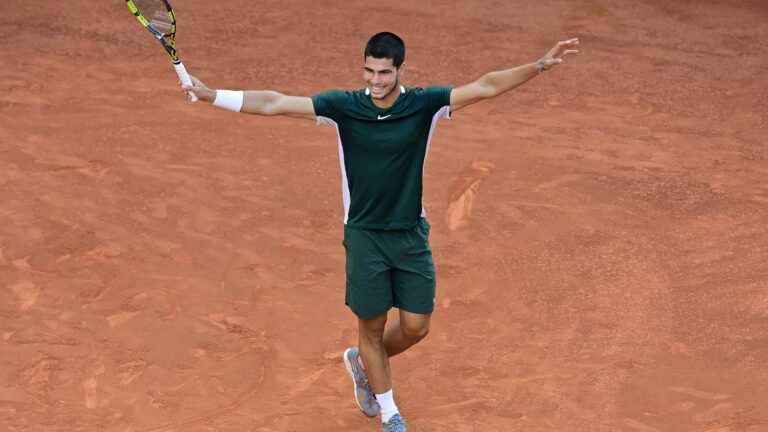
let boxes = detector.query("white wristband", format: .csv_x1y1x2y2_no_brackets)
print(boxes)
213,90,244,112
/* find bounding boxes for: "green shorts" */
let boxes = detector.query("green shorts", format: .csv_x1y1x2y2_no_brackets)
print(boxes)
343,218,436,320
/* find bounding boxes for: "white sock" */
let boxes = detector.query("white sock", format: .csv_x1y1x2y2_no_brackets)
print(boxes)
375,389,399,423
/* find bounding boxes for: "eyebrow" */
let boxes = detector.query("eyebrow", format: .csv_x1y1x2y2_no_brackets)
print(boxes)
364,67,393,73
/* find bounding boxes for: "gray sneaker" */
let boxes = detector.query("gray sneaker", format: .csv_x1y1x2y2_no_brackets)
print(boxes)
383,413,407,432
343,347,380,417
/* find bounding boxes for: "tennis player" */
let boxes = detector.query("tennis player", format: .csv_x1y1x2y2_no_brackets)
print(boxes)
184,32,579,432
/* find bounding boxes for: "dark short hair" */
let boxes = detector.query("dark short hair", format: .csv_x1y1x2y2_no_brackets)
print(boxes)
364,32,405,68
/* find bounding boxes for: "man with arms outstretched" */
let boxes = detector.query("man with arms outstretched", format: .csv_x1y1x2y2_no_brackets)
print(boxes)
185,32,579,432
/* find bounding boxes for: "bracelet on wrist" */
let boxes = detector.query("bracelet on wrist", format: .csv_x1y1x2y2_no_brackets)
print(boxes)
535,59,549,73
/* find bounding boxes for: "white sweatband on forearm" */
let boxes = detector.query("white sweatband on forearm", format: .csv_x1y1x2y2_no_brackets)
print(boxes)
213,90,244,112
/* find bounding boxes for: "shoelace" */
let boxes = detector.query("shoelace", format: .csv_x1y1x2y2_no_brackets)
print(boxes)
358,372,370,389
354,361,377,405
361,379,376,403
355,360,372,388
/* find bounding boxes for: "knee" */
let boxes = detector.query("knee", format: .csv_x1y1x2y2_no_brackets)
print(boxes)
402,321,430,341
359,317,387,345
360,327,385,345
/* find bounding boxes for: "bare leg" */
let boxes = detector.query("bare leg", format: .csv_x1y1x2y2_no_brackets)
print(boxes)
358,312,391,394
358,310,431,393
383,309,431,358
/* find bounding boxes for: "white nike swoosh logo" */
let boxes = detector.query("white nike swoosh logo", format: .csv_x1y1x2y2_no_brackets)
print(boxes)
377,114,392,120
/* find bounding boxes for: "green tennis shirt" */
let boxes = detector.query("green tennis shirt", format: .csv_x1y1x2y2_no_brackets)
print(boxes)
312,86,452,230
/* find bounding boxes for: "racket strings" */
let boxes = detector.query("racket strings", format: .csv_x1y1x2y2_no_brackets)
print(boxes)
133,0,175,35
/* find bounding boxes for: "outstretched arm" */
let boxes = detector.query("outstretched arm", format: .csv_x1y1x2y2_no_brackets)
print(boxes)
450,38,580,112
184,76,316,120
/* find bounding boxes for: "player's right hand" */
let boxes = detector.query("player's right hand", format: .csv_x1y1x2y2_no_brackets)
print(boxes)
538,38,580,71
183,75,216,103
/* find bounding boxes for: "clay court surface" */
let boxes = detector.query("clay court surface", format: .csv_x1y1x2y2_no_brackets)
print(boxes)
2,0,768,430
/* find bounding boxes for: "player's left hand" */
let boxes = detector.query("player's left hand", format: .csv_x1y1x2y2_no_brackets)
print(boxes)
537,38,580,71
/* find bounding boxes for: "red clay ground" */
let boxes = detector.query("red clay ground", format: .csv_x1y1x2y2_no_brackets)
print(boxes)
2,0,768,431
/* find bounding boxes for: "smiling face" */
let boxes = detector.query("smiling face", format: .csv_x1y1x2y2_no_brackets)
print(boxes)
363,56,402,107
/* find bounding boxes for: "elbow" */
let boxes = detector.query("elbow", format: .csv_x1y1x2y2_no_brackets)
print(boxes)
246,91,282,116
260,94,283,115
476,77,499,99
259,105,279,116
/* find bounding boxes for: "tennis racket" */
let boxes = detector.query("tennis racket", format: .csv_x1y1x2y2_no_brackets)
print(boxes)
126,0,197,102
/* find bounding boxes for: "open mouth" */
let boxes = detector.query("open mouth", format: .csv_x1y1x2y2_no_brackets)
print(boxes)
371,86,387,95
